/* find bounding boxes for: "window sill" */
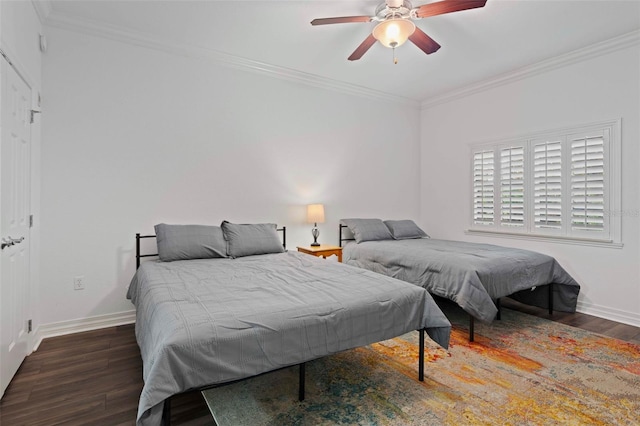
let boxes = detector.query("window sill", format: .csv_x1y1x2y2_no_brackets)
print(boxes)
465,229,623,249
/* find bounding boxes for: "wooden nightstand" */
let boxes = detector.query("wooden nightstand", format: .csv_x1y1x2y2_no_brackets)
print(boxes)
297,245,343,262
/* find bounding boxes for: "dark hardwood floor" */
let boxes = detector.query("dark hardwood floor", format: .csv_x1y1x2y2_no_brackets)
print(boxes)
0,325,211,426
1,304,638,425
500,298,640,343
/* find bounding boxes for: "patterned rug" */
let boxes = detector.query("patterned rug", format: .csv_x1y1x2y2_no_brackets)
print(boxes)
202,307,640,425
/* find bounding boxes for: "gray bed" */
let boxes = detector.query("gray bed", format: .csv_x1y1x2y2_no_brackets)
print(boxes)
340,219,580,338
128,224,451,426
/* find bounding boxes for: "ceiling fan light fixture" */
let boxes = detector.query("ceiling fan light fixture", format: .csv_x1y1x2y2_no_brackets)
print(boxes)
372,18,416,48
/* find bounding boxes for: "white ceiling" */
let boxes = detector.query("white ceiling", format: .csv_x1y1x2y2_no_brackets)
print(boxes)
42,0,640,103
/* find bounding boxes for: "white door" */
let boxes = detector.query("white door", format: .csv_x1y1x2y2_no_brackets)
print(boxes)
0,56,32,398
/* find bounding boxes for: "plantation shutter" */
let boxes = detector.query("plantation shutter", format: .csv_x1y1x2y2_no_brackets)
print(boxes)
470,120,617,243
500,146,525,227
473,150,494,225
570,135,605,231
533,140,562,229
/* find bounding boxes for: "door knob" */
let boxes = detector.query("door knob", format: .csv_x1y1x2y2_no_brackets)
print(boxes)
1,237,14,250
1,236,24,250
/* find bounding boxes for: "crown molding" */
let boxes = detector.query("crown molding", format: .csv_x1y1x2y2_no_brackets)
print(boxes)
421,29,640,110
31,0,53,26
43,11,420,109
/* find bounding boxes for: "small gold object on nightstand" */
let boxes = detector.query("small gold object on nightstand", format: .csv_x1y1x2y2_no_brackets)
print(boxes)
297,245,342,263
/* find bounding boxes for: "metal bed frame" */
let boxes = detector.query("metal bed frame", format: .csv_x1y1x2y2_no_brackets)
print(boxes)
338,224,553,342
135,226,428,425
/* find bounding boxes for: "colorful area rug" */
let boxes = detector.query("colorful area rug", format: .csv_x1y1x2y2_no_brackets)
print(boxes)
202,307,640,425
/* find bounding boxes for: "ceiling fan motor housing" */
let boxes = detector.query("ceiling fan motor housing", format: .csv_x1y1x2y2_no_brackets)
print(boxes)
376,0,414,21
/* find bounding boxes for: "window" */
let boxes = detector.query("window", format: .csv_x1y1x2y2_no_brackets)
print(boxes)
469,120,620,244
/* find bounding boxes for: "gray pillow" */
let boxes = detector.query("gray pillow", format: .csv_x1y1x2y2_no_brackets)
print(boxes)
154,223,227,262
340,218,393,243
384,220,430,240
221,221,285,258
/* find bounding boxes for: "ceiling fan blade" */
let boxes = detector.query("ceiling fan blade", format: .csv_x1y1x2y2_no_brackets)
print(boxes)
414,0,487,19
408,27,441,55
311,16,372,26
348,34,377,61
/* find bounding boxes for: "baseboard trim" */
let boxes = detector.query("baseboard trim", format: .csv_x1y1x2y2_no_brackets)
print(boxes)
576,301,640,328
31,310,136,352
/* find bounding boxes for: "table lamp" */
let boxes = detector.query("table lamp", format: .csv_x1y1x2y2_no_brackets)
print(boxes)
307,204,325,246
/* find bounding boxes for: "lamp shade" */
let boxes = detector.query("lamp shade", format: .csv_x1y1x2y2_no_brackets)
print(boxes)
372,18,416,48
307,204,325,224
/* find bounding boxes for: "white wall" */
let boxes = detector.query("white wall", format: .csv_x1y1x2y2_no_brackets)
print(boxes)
420,43,640,326
39,27,421,325
0,0,43,344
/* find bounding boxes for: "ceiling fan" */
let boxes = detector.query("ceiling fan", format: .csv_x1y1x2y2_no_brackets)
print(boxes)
311,0,487,63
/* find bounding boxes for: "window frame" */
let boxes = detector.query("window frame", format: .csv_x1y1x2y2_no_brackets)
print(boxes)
467,119,621,247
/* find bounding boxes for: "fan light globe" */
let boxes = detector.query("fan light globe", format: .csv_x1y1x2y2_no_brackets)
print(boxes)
372,18,416,48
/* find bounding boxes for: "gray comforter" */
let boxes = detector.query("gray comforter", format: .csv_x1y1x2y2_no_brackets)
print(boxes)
343,239,580,323
127,251,451,425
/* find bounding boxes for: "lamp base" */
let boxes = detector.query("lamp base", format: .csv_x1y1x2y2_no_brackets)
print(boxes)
311,224,320,247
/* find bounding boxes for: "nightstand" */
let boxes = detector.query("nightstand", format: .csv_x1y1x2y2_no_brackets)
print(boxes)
297,245,343,263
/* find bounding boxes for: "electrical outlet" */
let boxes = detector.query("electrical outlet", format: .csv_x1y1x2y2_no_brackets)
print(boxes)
74,276,85,290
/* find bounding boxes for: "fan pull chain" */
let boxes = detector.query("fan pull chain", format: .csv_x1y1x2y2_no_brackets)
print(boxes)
391,42,398,65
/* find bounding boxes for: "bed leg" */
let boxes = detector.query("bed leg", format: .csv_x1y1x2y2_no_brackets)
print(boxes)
298,363,305,401
496,298,501,321
418,329,425,382
136,233,141,270
162,397,171,425
548,283,554,315
469,316,475,342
